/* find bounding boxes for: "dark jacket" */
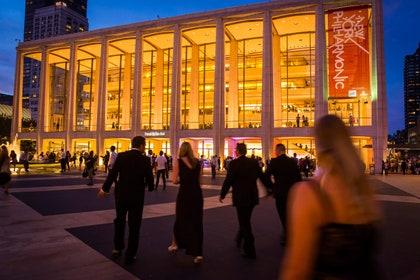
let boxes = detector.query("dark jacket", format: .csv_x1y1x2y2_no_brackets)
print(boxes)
102,149,154,203
220,155,269,207
265,154,301,200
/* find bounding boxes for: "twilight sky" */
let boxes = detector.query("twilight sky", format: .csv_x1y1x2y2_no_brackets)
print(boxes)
0,0,419,133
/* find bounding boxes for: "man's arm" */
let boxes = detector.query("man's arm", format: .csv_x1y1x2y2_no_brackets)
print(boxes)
145,157,154,191
102,155,121,193
263,161,274,194
220,163,234,200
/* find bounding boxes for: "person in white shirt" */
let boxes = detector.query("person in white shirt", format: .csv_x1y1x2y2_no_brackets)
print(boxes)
108,146,118,170
155,151,167,190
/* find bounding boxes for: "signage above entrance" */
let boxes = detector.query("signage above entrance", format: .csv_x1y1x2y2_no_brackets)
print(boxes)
144,131,167,137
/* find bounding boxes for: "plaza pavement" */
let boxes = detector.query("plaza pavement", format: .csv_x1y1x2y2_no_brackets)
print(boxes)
0,172,419,280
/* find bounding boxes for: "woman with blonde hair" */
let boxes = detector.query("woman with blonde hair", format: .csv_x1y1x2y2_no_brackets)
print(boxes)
0,145,11,194
168,141,204,264
281,115,381,279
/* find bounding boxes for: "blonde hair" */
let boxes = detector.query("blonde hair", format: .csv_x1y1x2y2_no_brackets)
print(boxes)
315,115,373,216
178,142,197,167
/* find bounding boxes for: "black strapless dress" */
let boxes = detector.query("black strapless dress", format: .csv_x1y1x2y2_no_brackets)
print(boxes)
313,222,380,280
173,159,203,256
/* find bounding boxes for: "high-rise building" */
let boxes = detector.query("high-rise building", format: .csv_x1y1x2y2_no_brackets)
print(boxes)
404,44,420,132
22,0,88,128
24,0,87,42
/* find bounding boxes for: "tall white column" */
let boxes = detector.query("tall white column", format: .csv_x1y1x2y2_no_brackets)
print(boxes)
11,51,23,141
37,48,48,151
122,52,132,130
189,44,200,129
262,11,274,160
154,49,164,130
315,4,328,121
372,0,387,173
170,25,181,157
66,42,77,151
96,37,108,154
273,34,281,128
228,40,239,128
214,18,225,158
132,31,142,136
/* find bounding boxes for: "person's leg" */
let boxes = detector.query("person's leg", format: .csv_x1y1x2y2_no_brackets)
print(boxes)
238,206,255,257
114,201,128,253
126,201,144,259
235,207,244,248
276,198,287,244
162,170,166,190
155,170,161,190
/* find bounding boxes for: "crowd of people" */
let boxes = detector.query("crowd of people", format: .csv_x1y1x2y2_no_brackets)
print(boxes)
96,115,383,279
382,157,420,175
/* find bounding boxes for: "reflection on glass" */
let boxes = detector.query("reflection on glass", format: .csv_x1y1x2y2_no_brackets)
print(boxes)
142,42,172,130
49,61,69,132
105,54,133,131
76,58,97,131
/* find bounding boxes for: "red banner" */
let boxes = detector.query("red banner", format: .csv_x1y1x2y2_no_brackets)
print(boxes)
327,8,370,98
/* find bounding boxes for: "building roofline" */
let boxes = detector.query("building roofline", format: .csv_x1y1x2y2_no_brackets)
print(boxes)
16,0,372,51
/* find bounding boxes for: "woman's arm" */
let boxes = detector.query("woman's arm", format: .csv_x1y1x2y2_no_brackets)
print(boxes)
280,182,324,280
171,159,179,184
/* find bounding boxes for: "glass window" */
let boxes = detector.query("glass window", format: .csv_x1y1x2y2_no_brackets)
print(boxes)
225,21,263,129
142,33,173,130
273,15,315,128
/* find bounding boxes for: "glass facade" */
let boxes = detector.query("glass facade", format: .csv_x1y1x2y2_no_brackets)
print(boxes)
273,15,316,128
225,21,263,129
181,27,216,129
21,52,42,132
75,44,101,131
142,33,173,130
105,39,135,131
47,49,70,132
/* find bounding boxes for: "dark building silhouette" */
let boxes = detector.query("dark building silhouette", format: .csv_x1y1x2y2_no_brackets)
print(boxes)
404,44,420,131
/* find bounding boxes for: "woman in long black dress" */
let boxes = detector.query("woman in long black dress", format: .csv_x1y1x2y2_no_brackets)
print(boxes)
169,142,204,264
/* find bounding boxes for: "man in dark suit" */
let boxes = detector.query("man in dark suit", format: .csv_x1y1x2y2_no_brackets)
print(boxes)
219,143,269,259
98,136,154,264
265,143,301,244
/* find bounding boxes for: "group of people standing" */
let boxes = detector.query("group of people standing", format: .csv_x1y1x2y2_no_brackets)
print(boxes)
97,114,381,279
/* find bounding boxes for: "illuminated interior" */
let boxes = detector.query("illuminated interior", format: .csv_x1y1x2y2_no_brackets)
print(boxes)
104,138,131,153
75,44,101,131
106,38,135,131
273,137,315,158
46,48,70,132
224,137,262,158
72,138,96,153
273,15,315,128
180,138,214,158
142,33,173,130
326,8,373,126
145,138,171,155
181,27,216,129
42,138,65,152
225,20,263,129
21,52,42,132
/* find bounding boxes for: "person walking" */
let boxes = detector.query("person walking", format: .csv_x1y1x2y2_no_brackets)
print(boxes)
79,152,84,171
102,151,110,173
265,143,301,245
85,151,96,186
211,155,217,179
60,149,67,173
10,150,17,171
168,142,204,264
20,150,29,172
98,136,154,265
66,151,71,171
155,151,167,191
401,159,407,175
281,115,381,279
0,145,11,194
219,143,269,259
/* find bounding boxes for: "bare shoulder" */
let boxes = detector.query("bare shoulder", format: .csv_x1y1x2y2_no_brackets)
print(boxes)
289,181,324,220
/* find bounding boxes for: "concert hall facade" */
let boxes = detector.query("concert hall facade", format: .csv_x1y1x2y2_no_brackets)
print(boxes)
11,0,387,172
